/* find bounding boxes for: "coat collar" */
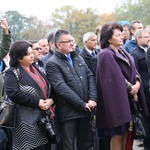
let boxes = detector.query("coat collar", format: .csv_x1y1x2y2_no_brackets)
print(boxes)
54,50,78,60
105,47,131,66
81,47,99,58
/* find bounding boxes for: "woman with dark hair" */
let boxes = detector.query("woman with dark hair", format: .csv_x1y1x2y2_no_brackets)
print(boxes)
4,40,54,150
96,22,149,150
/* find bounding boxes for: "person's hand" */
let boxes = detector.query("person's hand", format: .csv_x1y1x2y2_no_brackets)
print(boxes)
44,98,54,108
38,99,47,110
129,81,140,98
38,98,54,110
88,100,97,109
0,19,9,34
84,103,91,112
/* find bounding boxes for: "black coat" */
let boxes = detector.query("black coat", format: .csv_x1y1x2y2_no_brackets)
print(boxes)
46,50,97,123
130,46,149,92
4,64,51,107
136,46,150,109
91,55,98,77
4,64,52,149
80,48,99,72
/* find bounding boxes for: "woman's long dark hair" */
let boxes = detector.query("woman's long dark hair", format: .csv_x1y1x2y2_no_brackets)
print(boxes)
9,40,32,67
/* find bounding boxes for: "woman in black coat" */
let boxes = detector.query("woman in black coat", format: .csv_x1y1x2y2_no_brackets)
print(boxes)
4,40,54,150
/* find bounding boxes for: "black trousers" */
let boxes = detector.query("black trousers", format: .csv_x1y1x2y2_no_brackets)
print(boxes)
143,90,150,148
97,128,110,150
143,117,150,148
58,118,92,150
1,128,12,150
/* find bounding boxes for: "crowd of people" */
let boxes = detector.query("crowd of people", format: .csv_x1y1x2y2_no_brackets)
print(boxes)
0,18,150,150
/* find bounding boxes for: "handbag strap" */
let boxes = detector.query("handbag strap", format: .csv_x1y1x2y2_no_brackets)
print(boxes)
0,71,6,103
132,100,141,114
13,68,20,84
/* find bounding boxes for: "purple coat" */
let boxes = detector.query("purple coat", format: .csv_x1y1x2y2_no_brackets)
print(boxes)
96,47,149,129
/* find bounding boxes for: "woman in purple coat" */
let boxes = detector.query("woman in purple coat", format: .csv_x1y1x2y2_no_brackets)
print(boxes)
96,22,149,150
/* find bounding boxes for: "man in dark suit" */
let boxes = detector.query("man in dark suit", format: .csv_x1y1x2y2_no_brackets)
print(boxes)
29,40,44,69
131,29,150,150
80,32,102,150
80,32,100,72
42,32,55,70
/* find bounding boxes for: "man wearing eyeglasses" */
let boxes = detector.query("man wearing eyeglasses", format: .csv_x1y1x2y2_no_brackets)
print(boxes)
29,40,44,69
46,29,97,150
130,29,150,150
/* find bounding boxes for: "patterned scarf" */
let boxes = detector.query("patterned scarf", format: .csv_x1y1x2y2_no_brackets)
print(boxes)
21,65,48,99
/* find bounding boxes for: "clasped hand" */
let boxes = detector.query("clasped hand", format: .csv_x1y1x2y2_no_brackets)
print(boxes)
39,98,54,110
129,81,140,101
84,100,97,112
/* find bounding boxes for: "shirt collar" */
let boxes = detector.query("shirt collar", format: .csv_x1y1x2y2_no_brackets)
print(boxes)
85,47,95,55
139,46,148,52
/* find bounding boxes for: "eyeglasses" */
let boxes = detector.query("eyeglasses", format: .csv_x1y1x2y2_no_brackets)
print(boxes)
59,40,74,43
33,47,41,51
139,36,150,39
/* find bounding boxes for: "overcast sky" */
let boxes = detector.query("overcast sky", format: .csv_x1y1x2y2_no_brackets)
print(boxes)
0,0,121,19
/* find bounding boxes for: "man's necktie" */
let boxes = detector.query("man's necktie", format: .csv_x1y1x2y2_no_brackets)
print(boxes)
66,55,73,67
38,60,44,68
91,51,95,57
